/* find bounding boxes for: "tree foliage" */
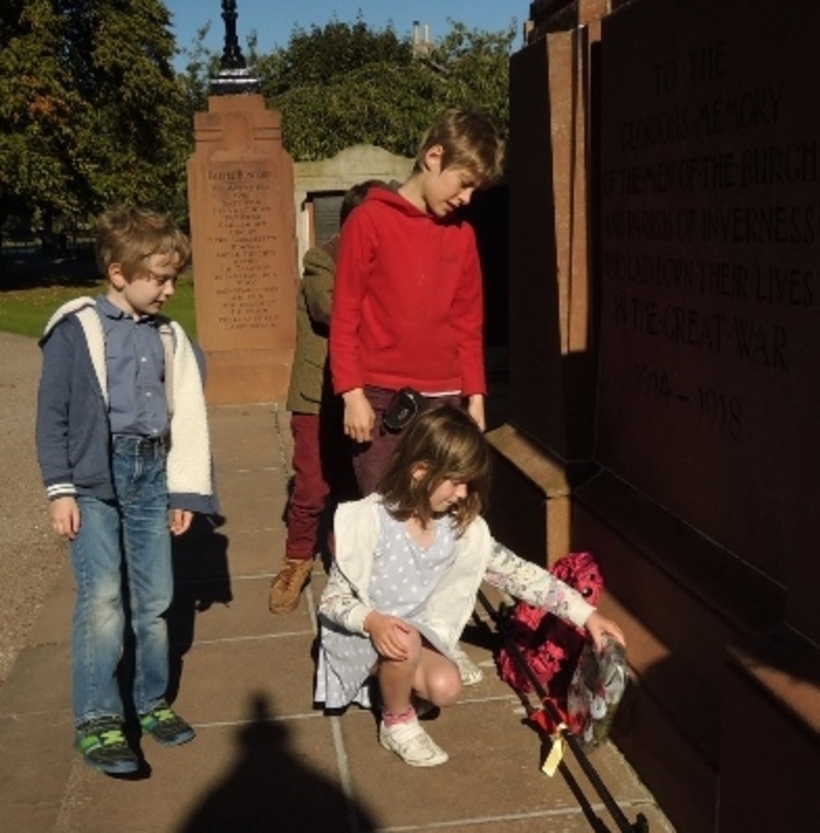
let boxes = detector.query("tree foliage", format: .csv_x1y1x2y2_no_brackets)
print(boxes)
263,17,413,94
61,0,190,217
0,0,82,226
0,0,189,233
180,16,515,162
1,9,515,233
260,19,515,160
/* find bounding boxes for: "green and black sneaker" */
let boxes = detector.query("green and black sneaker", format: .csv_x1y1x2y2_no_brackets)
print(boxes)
139,700,195,746
75,717,139,774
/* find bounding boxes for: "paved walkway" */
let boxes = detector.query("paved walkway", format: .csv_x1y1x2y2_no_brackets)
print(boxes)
0,360,674,831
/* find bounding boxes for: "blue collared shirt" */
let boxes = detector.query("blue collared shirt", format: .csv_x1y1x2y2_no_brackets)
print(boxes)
96,295,169,437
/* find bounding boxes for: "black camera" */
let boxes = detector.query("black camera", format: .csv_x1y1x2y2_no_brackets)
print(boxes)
381,387,427,433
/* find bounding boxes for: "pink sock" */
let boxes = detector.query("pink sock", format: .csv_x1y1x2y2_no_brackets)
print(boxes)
382,706,416,727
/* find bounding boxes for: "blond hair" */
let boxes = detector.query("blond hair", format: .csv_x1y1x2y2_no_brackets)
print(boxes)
413,108,505,187
377,404,491,536
95,207,191,279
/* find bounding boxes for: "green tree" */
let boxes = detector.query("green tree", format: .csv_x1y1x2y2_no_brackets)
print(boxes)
259,18,514,160
0,0,190,235
177,22,220,126
424,22,514,144
1,10,514,240
0,0,82,233
260,17,412,95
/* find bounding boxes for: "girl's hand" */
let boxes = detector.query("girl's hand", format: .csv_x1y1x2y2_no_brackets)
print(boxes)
170,508,193,536
49,496,81,540
584,610,626,652
343,388,375,443
364,611,412,660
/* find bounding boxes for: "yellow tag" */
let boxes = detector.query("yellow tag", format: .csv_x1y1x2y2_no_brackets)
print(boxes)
541,733,565,777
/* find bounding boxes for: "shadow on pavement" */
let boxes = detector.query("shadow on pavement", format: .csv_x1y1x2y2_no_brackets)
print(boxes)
167,514,233,701
176,693,379,833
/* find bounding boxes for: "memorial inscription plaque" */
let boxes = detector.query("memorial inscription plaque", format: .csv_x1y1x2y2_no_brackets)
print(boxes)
204,166,282,340
598,0,818,629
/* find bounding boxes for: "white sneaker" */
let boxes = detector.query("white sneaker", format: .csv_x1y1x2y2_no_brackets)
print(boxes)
379,718,449,767
452,645,484,686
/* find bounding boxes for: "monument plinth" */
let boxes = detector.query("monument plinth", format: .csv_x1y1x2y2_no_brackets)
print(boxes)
187,95,297,404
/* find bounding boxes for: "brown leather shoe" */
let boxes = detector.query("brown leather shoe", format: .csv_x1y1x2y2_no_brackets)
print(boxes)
269,558,314,614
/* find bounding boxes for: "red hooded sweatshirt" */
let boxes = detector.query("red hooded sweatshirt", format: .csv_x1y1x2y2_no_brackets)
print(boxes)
329,186,486,396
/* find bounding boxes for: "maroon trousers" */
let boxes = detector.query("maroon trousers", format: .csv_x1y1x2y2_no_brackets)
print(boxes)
285,406,357,561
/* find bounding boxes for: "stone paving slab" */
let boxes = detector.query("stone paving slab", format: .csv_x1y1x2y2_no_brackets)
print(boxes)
0,643,72,715
173,636,317,726
24,563,74,647
0,710,75,832
211,541,281,581
170,576,277,643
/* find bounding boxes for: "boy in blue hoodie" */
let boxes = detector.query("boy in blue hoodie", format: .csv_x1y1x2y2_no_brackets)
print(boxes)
36,207,216,774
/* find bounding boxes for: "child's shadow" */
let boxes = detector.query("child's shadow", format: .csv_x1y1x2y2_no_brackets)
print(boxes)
166,514,232,699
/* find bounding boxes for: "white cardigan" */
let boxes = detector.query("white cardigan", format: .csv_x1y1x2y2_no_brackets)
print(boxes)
320,494,596,653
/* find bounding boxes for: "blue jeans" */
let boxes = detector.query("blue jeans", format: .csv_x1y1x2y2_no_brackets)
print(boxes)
70,436,173,725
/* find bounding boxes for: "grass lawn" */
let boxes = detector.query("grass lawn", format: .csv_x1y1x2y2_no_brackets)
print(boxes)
0,254,197,339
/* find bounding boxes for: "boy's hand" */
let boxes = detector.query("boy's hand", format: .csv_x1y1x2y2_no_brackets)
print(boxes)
342,388,375,443
170,509,193,536
584,610,626,652
364,611,412,660
49,496,81,540
467,394,486,432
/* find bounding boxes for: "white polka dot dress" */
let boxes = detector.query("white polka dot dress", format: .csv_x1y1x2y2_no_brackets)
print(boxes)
315,504,457,709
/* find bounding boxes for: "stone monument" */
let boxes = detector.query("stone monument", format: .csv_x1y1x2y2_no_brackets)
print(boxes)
186,1,297,403
589,1,820,829
489,1,820,830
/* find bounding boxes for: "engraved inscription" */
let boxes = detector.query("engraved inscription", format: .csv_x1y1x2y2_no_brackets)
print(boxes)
205,167,279,331
601,36,817,440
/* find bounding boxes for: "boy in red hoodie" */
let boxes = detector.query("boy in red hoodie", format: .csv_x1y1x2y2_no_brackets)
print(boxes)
329,109,504,687
330,109,505,497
